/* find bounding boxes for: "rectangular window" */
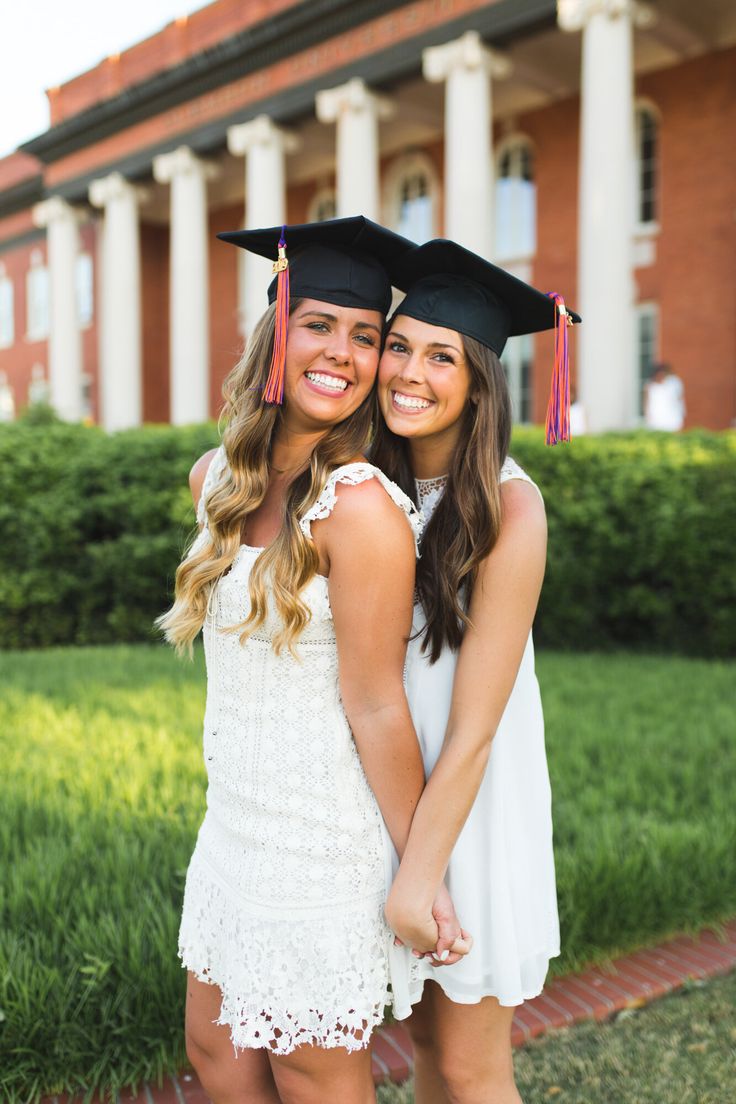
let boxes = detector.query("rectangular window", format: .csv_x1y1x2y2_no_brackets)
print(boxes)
76,253,94,327
502,333,534,425
636,109,658,225
636,303,659,417
26,266,49,341
0,277,14,348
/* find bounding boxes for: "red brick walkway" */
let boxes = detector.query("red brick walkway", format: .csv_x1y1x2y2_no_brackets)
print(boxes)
46,919,736,1102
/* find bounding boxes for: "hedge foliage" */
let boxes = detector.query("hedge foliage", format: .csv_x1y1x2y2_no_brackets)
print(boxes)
0,415,734,655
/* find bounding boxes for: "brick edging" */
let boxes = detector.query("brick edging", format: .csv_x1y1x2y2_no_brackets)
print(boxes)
44,919,736,1101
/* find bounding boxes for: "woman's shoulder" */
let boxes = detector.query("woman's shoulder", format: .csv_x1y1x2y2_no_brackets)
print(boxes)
300,460,421,549
191,444,226,524
499,456,545,511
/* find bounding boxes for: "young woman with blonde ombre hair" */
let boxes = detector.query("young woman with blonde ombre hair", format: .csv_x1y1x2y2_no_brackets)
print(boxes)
157,219,469,1104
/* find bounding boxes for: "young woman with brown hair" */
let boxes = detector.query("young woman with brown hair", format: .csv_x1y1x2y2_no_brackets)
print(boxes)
372,239,579,1104
157,220,468,1104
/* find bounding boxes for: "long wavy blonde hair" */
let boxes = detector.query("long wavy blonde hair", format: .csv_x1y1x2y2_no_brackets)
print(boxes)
157,298,375,656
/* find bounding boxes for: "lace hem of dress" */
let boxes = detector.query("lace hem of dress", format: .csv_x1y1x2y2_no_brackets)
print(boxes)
179,852,392,1055
299,462,422,549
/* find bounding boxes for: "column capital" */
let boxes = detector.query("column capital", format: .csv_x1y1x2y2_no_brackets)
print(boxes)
227,115,300,158
316,78,395,124
89,171,147,209
422,30,511,83
557,0,655,32
153,145,220,185
32,196,85,229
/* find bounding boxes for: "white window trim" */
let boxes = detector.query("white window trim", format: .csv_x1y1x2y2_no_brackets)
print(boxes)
76,251,94,330
634,100,660,236
381,151,440,241
635,300,660,423
26,257,49,343
0,271,14,350
494,134,537,265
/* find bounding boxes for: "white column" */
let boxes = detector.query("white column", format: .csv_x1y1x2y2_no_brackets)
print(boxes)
316,78,394,221
227,115,299,340
153,146,218,425
32,197,84,421
88,172,145,430
423,31,510,259
559,0,645,430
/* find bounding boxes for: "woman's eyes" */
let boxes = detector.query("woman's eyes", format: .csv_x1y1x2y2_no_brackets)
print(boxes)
305,322,375,346
387,341,453,364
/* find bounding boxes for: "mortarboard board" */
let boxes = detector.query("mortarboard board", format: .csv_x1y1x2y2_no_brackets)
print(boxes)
217,216,414,403
389,239,581,445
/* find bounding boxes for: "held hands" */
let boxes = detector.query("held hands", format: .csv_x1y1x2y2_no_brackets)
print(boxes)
386,881,472,967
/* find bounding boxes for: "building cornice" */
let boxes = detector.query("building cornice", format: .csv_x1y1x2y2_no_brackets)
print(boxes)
21,0,410,165
45,0,557,205
22,0,556,170
0,175,45,221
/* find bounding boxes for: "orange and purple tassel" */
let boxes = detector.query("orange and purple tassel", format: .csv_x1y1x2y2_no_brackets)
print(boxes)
263,227,290,405
544,292,572,446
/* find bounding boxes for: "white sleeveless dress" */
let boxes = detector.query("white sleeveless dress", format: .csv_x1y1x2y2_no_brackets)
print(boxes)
405,458,560,1007
178,446,421,1053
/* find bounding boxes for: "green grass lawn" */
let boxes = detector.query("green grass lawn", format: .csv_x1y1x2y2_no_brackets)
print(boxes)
1,645,734,1102
377,970,736,1104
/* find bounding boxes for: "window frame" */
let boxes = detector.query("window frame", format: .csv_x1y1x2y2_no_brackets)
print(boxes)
382,151,439,244
494,135,537,263
634,102,660,234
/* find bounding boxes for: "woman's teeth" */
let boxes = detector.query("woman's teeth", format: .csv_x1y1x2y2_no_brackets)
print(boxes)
305,372,348,392
393,392,432,411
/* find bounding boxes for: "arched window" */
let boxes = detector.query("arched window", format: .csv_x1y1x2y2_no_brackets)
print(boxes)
635,106,658,225
0,264,14,349
383,153,438,244
308,188,337,223
495,139,536,261
26,249,49,342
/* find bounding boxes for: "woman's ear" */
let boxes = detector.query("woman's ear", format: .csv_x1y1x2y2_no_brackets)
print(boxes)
470,392,480,405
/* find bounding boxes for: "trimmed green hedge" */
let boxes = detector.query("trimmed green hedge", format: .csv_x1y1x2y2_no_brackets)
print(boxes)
1,416,734,655
512,427,736,657
0,418,218,649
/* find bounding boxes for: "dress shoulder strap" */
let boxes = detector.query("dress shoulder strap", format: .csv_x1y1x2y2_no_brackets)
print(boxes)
499,456,544,503
299,462,422,552
196,444,229,528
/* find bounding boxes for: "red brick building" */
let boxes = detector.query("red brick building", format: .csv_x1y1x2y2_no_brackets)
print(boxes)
0,0,734,430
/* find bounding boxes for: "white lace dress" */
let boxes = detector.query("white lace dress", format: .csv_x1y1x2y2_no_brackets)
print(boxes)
178,446,421,1053
405,458,560,1007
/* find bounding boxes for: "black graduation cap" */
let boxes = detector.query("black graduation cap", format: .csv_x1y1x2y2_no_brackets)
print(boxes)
390,239,581,358
217,216,414,317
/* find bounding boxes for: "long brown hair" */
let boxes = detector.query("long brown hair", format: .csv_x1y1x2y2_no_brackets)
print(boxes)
157,298,375,656
371,335,512,662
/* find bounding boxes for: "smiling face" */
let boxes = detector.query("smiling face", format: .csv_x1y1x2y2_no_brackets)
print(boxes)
281,298,383,433
378,314,473,453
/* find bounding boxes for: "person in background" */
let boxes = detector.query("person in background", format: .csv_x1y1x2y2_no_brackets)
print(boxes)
644,362,686,431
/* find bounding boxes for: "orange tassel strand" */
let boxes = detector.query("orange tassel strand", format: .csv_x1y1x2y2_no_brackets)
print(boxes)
263,228,290,405
544,292,572,445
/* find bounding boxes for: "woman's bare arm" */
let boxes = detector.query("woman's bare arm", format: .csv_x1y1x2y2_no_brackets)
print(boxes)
315,479,439,953
386,480,547,936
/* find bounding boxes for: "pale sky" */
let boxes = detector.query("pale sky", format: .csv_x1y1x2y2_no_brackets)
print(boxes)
0,0,209,158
